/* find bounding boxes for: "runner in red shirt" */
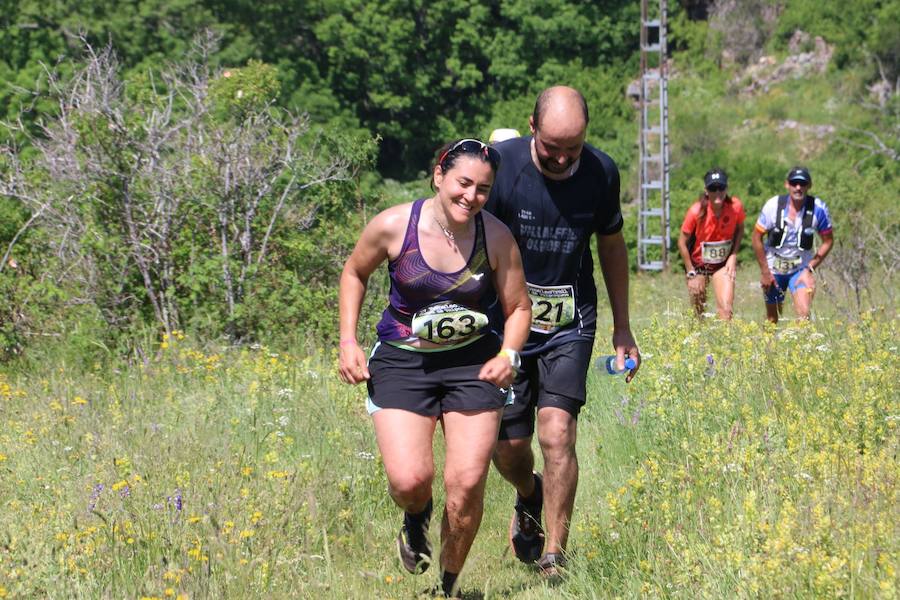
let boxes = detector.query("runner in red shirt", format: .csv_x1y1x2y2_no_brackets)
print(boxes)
676,168,746,320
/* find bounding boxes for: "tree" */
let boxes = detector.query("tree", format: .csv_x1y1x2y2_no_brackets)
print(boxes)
1,32,374,339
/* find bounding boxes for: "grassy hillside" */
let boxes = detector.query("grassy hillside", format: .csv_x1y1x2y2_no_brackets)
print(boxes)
2,3,898,598
1,273,896,599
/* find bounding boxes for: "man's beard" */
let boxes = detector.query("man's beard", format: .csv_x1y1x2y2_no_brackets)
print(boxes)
539,154,576,174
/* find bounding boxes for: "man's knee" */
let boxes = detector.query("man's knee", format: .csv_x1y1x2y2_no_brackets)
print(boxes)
493,437,533,471
537,409,577,456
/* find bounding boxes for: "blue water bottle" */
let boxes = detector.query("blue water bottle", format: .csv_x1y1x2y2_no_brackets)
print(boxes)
596,355,636,375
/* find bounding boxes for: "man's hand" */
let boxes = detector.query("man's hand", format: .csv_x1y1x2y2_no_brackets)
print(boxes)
612,328,640,383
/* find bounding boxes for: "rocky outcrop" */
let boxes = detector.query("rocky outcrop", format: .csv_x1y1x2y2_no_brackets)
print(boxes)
737,31,833,94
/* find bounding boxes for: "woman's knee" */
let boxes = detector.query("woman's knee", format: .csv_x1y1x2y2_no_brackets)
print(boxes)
445,460,490,497
687,283,706,301
387,468,434,504
714,294,734,319
444,479,486,517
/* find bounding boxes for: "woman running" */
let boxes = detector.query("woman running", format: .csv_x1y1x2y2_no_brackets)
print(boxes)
676,168,746,320
338,139,531,597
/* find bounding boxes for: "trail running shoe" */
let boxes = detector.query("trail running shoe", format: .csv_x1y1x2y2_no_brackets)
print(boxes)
536,552,567,578
397,501,433,574
509,472,544,563
418,584,460,599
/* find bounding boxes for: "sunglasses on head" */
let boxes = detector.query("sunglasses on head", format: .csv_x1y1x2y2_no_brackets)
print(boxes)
706,184,726,192
438,138,501,169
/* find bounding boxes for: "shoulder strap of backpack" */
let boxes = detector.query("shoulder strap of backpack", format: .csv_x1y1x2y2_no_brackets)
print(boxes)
802,195,815,229
776,195,788,230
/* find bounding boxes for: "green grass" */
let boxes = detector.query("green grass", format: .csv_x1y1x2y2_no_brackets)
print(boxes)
1,271,896,599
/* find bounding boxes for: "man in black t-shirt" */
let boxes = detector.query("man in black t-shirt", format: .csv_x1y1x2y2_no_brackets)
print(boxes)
485,86,640,575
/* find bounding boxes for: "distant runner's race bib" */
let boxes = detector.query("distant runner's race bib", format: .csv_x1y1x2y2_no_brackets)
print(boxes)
773,254,802,274
701,240,732,265
527,283,575,333
411,301,488,345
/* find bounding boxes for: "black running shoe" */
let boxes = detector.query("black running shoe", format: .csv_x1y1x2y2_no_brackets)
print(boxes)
397,500,433,574
509,472,544,563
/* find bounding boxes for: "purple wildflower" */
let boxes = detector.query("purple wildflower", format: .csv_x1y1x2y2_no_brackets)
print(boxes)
87,483,104,512
167,489,183,512
705,354,716,377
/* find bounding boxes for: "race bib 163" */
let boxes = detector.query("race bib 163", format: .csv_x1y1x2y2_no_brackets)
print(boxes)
411,301,488,345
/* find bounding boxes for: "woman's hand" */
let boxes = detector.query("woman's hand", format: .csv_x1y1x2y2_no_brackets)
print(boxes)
478,354,516,389
687,273,706,294
724,254,738,281
338,341,370,384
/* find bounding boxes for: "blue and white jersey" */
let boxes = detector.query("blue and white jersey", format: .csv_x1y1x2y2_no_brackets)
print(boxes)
755,195,833,274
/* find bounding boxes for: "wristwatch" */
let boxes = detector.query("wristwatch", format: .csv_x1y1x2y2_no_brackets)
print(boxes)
499,348,521,371
686,270,697,279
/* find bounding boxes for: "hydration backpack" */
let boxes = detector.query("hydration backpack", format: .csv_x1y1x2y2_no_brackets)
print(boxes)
768,194,815,250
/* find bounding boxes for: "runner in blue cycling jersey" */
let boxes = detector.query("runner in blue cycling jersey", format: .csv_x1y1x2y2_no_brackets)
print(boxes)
750,166,834,324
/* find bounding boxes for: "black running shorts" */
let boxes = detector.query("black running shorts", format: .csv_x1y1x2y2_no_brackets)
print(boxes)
366,334,509,417
498,339,592,440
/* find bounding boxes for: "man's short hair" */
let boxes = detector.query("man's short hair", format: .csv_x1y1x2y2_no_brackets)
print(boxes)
532,87,590,131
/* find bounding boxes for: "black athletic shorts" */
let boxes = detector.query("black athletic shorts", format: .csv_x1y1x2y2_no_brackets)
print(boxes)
366,334,510,417
498,339,592,440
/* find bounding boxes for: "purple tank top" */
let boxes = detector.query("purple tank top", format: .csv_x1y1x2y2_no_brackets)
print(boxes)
376,198,494,342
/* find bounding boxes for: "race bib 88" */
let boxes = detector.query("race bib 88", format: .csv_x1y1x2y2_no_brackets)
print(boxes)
700,240,732,265
411,301,488,345
527,283,575,333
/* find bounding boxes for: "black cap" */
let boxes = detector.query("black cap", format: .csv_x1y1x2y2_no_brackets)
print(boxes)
786,166,811,185
704,168,728,189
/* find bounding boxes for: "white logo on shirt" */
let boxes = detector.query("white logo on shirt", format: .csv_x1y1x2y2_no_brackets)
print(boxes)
518,209,534,220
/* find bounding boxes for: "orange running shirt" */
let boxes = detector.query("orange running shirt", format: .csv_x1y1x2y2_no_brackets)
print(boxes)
680,197,746,268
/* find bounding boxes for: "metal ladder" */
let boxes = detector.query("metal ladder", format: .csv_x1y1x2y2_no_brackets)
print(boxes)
637,0,670,271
